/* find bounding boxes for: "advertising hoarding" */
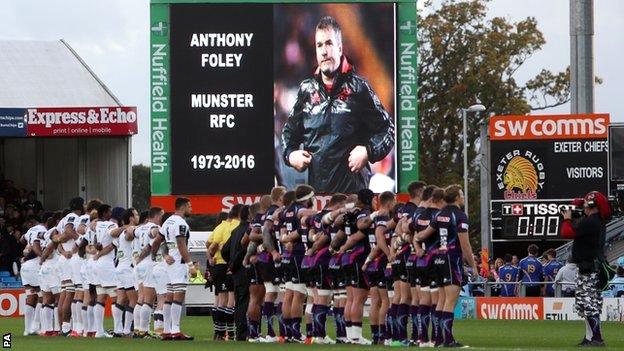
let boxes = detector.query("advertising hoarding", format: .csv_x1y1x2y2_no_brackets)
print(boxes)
0,107,138,137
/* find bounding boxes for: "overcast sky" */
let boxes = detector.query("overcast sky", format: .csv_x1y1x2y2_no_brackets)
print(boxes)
1,0,622,165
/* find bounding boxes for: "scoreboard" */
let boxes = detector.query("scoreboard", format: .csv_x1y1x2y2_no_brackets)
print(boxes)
490,200,577,241
488,114,609,242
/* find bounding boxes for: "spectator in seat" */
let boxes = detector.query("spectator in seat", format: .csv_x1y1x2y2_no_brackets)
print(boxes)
0,217,25,275
607,266,624,298
554,257,578,298
543,249,563,297
0,196,5,217
21,192,43,217
499,254,520,297
519,244,544,297
5,205,24,237
2,180,20,206
489,258,503,296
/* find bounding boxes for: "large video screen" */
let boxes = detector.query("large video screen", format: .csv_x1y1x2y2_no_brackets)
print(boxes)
150,1,418,200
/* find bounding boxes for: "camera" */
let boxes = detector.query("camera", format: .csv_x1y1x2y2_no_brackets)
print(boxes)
570,208,584,219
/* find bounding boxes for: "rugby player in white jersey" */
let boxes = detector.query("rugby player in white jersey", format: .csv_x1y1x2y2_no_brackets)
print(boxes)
135,207,165,337
67,199,100,337
92,205,127,338
38,212,63,336
112,208,140,337
20,214,49,335
151,211,170,336
157,197,194,340
55,197,85,336
76,199,102,337
132,210,149,335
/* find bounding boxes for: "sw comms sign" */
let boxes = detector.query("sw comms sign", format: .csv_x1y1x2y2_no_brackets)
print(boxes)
488,114,609,241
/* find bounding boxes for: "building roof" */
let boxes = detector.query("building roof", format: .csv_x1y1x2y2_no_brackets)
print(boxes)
0,39,121,107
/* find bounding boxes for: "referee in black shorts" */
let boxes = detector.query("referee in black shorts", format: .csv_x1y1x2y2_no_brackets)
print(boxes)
561,191,611,347
207,204,243,340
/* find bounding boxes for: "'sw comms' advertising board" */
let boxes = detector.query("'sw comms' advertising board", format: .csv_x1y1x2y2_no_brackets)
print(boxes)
150,0,418,212
489,114,609,241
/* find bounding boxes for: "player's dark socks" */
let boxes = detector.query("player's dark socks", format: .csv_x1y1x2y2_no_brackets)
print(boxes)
442,311,455,344
431,310,440,344
305,322,313,338
397,303,409,340
283,318,292,338
248,319,260,338
371,324,380,344
588,315,603,342
384,312,393,340
318,305,328,337
419,305,431,342
410,304,419,341
311,304,319,337
292,317,302,339
212,307,222,338
263,302,276,337
277,303,286,337
224,307,235,338
379,324,387,342
388,303,397,340
333,307,346,338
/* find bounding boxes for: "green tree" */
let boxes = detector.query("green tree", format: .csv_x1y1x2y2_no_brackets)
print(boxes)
132,164,150,212
418,0,571,246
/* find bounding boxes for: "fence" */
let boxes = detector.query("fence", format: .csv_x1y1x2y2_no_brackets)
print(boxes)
453,296,624,321
464,280,623,298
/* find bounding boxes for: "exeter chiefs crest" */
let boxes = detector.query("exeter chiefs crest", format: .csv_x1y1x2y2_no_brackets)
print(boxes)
496,150,545,200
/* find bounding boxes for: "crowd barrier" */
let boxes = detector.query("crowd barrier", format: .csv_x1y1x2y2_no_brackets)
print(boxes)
454,296,624,321
3,286,623,322
0,289,113,317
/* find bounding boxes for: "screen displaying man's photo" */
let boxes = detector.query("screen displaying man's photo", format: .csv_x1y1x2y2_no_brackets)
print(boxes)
274,3,396,194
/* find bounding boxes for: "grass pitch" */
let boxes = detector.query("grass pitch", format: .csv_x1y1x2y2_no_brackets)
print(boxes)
2,316,623,350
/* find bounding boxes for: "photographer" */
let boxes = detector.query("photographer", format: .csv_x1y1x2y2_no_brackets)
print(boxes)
560,191,611,347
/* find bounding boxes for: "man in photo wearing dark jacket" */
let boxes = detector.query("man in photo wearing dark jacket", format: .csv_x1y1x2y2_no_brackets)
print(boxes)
561,191,611,347
281,16,394,193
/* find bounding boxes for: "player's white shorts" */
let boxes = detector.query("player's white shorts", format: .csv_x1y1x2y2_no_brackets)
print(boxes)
39,259,60,293
57,255,73,282
80,259,90,289
116,265,135,289
70,255,85,287
21,259,40,287
94,259,118,288
87,258,99,286
80,257,97,286
166,262,189,286
152,263,169,295
135,260,153,285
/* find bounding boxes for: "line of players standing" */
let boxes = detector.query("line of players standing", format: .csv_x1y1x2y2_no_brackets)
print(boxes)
19,197,196,340
211,182,478,348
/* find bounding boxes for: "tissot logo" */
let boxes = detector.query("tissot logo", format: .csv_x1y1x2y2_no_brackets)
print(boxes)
496,150,545,200
501,202,575,216
502,203,527,215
